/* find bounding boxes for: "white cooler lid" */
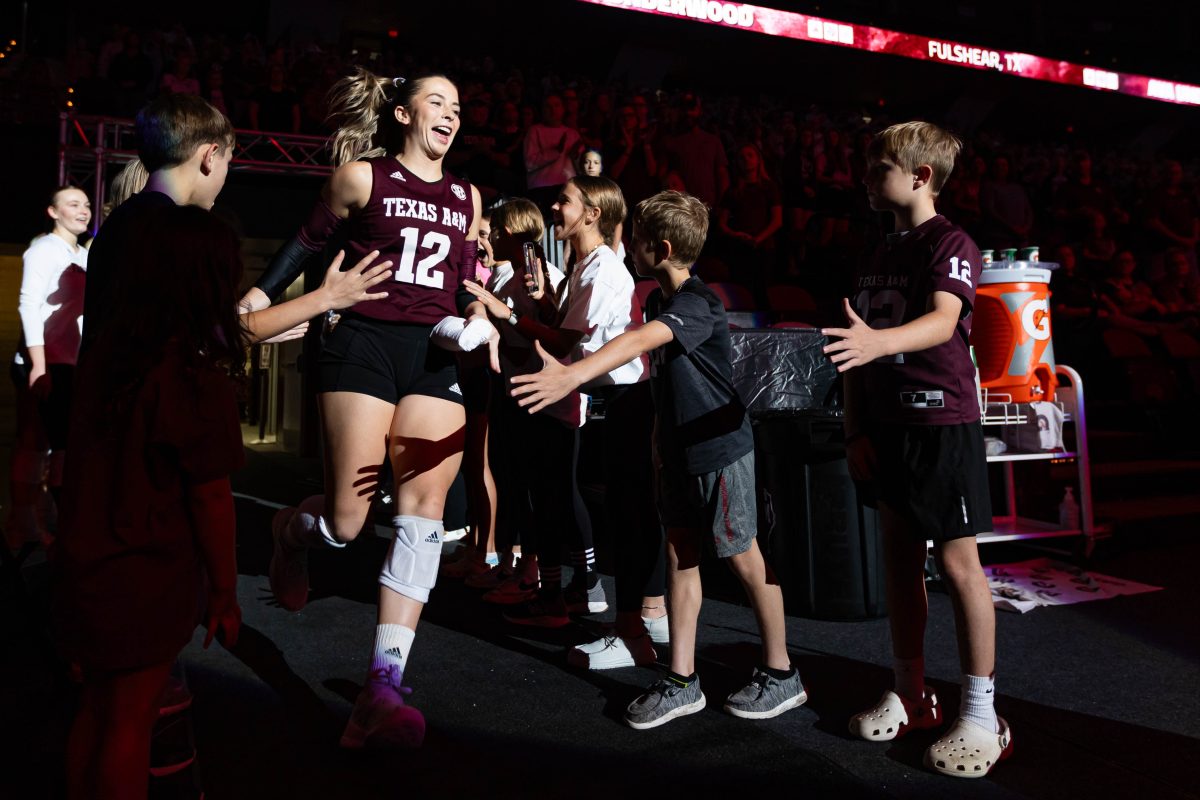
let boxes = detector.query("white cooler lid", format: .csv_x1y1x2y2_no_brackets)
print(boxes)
978,263,1052,285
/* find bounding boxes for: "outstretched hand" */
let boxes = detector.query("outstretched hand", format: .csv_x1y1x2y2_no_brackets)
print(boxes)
509,340,576,413
821,298,888,372
318,250,393,311
462,280,511,320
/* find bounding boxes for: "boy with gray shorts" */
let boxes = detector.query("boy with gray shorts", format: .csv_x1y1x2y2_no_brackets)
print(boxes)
511,190,806,728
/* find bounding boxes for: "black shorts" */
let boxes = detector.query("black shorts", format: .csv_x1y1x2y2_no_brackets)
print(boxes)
855,422,993,543
317,313,462,406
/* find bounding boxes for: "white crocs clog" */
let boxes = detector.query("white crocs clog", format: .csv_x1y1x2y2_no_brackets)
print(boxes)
849,687,941,741
925,715,1013,778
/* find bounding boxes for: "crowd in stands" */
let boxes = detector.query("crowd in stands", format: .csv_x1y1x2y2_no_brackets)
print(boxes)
37,24,1200,371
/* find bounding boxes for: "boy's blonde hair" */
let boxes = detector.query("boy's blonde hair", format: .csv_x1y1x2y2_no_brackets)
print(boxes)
490,197,544,243
633,190,709,265
868,121,962,195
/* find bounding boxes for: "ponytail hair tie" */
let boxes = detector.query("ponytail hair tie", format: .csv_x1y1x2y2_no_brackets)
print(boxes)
392,76,407,88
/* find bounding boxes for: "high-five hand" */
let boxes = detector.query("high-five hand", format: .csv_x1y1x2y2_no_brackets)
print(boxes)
821,298,887,372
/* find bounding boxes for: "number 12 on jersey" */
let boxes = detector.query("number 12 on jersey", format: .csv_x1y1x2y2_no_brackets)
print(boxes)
395,227,451,289
948,256,972,286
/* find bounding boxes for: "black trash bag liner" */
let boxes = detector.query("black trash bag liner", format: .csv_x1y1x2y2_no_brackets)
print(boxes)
730,328,841,416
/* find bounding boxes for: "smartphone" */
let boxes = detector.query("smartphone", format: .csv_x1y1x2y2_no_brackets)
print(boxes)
522,242,539,295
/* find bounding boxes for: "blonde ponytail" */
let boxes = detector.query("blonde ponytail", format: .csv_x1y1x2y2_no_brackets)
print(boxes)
326,67,394,166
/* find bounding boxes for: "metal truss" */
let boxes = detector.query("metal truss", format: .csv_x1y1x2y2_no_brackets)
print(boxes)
58,113,333,228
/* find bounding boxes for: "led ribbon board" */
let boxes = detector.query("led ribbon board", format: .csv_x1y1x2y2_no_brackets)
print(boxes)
580,0,1200,107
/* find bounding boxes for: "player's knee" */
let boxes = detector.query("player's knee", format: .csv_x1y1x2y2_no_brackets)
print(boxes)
379,515,443,603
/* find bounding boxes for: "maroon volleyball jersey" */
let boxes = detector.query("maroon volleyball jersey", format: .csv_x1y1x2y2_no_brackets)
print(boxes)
345,157,474,324
851,214,981,426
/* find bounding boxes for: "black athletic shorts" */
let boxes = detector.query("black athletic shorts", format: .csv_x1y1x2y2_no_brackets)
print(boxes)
855,422,993,543
317,313,462,406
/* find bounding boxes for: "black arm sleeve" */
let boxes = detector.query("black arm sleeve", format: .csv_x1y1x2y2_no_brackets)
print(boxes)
455,236,478,315
255,236,319,302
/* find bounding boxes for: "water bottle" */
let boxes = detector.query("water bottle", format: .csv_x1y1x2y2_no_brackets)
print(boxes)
1058,487,1080,530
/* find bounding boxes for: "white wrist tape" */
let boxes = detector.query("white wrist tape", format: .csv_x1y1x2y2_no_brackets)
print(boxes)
429,315,496,352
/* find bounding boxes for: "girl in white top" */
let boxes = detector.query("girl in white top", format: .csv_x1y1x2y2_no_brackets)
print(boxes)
464,176,666,641
15,186,92,510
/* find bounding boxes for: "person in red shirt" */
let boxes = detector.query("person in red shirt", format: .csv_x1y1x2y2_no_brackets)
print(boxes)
55,206,246,800
823,121,1011,778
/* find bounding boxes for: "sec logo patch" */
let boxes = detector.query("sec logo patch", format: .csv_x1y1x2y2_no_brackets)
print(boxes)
451,184,466,201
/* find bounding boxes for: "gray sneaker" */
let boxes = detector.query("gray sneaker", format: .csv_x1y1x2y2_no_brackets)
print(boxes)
723,667,808,719
625,675,706,730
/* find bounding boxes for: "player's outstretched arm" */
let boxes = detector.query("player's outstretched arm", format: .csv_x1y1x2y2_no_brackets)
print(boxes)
510,321,673,413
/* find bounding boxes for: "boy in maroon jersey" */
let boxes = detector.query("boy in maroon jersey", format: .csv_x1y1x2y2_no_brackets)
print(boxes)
822,122,1012,778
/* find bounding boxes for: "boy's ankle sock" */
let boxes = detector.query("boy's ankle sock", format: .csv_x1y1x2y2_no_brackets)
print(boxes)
893,656,925,703
369,624,416,677
667,670,696,686
960,673,999,733
761,664,795,681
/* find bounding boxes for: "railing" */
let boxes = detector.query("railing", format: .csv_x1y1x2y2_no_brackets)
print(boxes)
58,114,333,229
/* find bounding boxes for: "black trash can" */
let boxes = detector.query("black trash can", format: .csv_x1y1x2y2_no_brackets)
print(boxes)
752,411,886,621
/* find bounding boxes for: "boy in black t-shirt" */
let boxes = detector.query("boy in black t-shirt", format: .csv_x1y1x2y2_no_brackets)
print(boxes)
512,190,805,729
822,121,1011,778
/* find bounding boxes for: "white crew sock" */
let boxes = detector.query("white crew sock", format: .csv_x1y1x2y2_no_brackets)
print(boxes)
284,496,346,549
960,673,999,733
370,624,416,678
893,656,925,703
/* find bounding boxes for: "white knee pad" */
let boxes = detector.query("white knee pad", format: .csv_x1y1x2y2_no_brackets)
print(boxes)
379,516,443,603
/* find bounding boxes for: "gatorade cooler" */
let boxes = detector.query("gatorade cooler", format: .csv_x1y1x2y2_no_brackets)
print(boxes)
970,263,1057,402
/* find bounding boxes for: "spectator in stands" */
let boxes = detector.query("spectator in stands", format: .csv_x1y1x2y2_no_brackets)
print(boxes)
1080,209,1118,273
814,127,854,211
108,32,154,116
1101,250,1166,320
1144,159,1199,281
160,50,200,96
979,155,1033,249
1050,244,1105,368
609,102,660,212
250,64,300,133
452,97,505,193
1154,247,1200,316
1053,150,1128,240
662,93,728,209
202,64,230,117
780,125,819,273
718,143,782,307
581,89,612,148
524,93,583,212
945,153,985,235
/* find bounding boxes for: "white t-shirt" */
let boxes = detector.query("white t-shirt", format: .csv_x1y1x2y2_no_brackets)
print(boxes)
18,232,88,365
558,244,647,388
